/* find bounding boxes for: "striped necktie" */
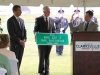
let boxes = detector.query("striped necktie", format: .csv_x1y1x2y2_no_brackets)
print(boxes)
17,18,20,24
17,18,21,28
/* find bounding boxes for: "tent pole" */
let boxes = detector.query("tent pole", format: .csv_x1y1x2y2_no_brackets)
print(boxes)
83,0,86,21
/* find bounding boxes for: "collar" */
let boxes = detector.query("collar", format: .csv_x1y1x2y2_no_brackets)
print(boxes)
43,15,49,19
14,15,19,19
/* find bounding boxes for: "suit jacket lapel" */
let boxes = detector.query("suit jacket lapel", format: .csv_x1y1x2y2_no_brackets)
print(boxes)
41,16,49,30
41,15,52,30
13,16,22,30
48,18,51,30
81,22,85,31
41,16,46,26
19,18,23,29
87,22,93,31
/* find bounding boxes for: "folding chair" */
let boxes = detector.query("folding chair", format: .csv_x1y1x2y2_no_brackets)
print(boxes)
0,68,7,75
8,58,18,73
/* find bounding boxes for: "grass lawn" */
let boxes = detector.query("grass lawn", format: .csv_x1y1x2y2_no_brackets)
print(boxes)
1,14,100,75
21,42,73,75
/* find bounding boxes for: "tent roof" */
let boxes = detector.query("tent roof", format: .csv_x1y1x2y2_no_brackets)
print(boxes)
0,0,99,7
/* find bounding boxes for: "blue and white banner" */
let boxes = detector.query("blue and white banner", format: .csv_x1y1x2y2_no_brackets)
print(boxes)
75,41,100,51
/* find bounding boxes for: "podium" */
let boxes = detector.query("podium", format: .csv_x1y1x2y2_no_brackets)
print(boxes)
73,32,100,75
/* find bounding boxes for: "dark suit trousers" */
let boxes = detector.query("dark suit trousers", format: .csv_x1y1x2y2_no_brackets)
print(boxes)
10,42,24,69
38,45,51,73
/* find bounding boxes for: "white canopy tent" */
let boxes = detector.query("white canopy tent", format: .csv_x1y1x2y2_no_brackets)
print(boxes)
0,0,99,7
0,0,99,14
0,0,99,20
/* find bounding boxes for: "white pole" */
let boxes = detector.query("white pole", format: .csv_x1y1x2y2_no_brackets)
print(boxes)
83,0,86,21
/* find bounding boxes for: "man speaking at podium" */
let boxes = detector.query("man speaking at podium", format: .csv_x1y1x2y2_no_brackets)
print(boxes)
69,10,98,32
34,6,55,75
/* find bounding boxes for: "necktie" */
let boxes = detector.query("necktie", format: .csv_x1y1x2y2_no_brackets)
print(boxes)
85,23,89,31
17,18,21,28
46,17,48,29
17,18,20,24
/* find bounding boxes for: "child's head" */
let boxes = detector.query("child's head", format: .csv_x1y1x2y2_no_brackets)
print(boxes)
0,34,10,49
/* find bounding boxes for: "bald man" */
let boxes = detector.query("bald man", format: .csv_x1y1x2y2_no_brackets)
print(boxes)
34,6,55,75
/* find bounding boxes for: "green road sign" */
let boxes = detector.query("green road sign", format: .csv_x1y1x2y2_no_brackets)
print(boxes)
36,33,69,45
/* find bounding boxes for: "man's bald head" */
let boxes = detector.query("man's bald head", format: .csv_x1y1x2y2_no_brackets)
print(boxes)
43,6,50,17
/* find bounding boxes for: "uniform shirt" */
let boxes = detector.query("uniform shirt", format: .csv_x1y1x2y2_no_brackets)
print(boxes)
72,17,83,27
92,17,98,24
0,53,11,75
54,17,68,29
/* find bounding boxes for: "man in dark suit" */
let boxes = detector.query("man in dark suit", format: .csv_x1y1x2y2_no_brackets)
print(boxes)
7,5,27,70
54,9,68,55
34,6,55,75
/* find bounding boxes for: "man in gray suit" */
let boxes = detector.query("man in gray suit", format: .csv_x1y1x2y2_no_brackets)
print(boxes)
69,10,98,32
34,6,55,75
